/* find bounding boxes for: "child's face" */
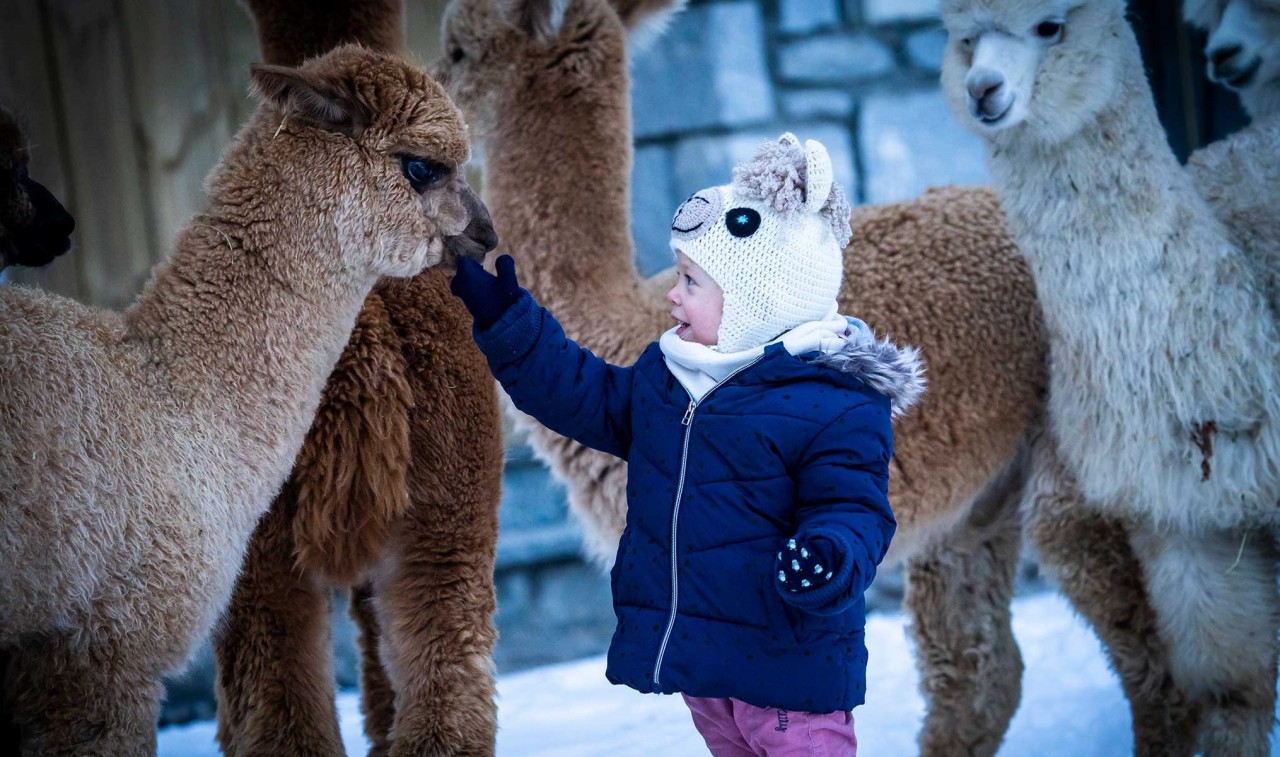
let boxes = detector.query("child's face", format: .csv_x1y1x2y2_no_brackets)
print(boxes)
667,251,724,346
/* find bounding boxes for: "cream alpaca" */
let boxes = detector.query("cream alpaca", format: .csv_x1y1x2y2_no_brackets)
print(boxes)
942,0,1280,753
0,46,493,755
438,0,1060,752
1183,0,1280,322
1183,0,1280,121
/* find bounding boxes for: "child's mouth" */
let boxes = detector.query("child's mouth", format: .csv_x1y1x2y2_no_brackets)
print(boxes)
674,320,690,338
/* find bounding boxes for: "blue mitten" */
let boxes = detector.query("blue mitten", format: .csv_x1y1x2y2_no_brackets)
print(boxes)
776,536,836,593
775,533,854,612
450,254,523,329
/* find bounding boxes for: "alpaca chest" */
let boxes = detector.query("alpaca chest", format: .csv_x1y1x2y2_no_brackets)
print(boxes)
1041,292,1280,528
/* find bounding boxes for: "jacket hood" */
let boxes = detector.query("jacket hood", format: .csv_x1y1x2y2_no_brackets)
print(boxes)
813,330,926,418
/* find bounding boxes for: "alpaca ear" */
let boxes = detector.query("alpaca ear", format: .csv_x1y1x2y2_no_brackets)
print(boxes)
802,139,834,215
250,63,365,137
500,0,571,42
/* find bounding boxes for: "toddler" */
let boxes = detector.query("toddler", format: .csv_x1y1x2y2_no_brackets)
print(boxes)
451,134,924,756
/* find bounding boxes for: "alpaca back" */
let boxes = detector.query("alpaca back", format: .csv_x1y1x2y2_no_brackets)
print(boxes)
1188,114,1280,320
0,288,250,653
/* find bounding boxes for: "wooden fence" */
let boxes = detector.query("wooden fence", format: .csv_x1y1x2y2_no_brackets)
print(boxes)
0,0,449,307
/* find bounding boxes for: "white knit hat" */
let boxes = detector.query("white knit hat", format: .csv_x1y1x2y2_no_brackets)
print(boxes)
669,133,852,353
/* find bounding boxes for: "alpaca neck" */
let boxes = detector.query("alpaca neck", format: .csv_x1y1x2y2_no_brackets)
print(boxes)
986,32,1224,331
482,35,651,338
123,208,371,507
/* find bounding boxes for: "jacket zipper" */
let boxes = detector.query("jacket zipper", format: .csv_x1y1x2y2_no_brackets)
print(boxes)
652,354,765,688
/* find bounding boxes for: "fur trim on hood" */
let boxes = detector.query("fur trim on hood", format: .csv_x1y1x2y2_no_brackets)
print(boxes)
814,328,927,418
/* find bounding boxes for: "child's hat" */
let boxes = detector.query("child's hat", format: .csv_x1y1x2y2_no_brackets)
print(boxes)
669,133,852,353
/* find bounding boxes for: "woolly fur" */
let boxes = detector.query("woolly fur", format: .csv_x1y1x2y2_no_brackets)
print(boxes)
942,0,1280,752
0,44,487,755
212,3,505,755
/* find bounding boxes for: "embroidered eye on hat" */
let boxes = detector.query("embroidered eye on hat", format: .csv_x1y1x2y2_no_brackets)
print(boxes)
669,133,852,353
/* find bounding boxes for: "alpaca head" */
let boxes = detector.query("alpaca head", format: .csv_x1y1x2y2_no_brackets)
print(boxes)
940,0,1128,144
0,106,74,271
433,0,629,138
241,44,496,280
1184,0,1280,118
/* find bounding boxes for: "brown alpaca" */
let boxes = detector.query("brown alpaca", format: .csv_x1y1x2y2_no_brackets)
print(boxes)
0,105,74,271
212,1,506,755
0,45,493,756
436,0,1201,753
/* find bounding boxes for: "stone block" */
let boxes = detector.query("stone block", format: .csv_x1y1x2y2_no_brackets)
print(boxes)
862,0,938,24
782,89,855,120
859,88,990,203
631,143,679,277
779,33,894,84
906,26,947,72
631,1,774,138
779,0,840,34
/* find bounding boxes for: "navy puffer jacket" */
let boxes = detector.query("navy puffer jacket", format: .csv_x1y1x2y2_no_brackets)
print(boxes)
475,293,925,713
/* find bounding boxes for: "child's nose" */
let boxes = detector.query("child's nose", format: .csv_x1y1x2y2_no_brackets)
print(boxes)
667,286,679,305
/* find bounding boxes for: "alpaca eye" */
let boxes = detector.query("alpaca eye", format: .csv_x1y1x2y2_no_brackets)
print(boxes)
725,207,761,238
1033,19,1064,43
400,156,448,192
449,46,465,64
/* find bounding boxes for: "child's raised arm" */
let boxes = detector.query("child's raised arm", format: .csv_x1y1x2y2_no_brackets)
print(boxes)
452,255,635,459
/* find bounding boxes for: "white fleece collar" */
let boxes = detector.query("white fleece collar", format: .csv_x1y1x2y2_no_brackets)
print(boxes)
659,307,863,402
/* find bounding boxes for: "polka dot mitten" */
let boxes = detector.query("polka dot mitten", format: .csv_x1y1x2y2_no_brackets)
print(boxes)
774,534,852,611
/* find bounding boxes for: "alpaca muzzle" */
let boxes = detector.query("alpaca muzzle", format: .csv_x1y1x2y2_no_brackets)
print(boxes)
444,185,498,262
9,177,75,268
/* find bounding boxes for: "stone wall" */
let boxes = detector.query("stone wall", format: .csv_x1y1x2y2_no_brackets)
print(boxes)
629,0,991,274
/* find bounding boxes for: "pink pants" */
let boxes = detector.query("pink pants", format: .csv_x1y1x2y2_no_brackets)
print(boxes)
682,694,857,756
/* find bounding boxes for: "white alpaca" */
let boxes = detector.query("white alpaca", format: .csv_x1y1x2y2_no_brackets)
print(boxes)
1183,0,1280,321
941,1,1280,753
0,46,493,755
1184,0,1280,121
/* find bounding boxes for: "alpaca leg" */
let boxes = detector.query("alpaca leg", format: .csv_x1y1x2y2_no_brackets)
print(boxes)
905,454,1025,757
351,583,396,757
374,272,502,756
4,640,163,756
1023,440,1199,756
372,474,501,757
213,497,344,757
1130,523,1280,757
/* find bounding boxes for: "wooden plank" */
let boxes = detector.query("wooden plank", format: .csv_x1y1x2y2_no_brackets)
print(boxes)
0,0,83,299
119,0,235,258
406,0,448,64
43,0,156,308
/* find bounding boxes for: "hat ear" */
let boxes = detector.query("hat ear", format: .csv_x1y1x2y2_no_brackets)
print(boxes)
802,139,833,215
777,132,802,150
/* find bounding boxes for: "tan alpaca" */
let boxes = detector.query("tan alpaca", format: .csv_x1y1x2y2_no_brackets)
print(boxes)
0,45,494,756
211,2,507,755
942,0,1280,754
437,0,1055,752
0,105,74,271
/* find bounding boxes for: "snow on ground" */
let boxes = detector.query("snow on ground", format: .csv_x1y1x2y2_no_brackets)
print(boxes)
159,592,1280,755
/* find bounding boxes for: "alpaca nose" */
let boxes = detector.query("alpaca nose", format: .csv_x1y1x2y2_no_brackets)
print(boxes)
966,68,1012,122
444,185,499,262
1210,44,1243,71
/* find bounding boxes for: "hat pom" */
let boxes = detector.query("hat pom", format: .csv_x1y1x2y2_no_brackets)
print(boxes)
732,133,852,248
